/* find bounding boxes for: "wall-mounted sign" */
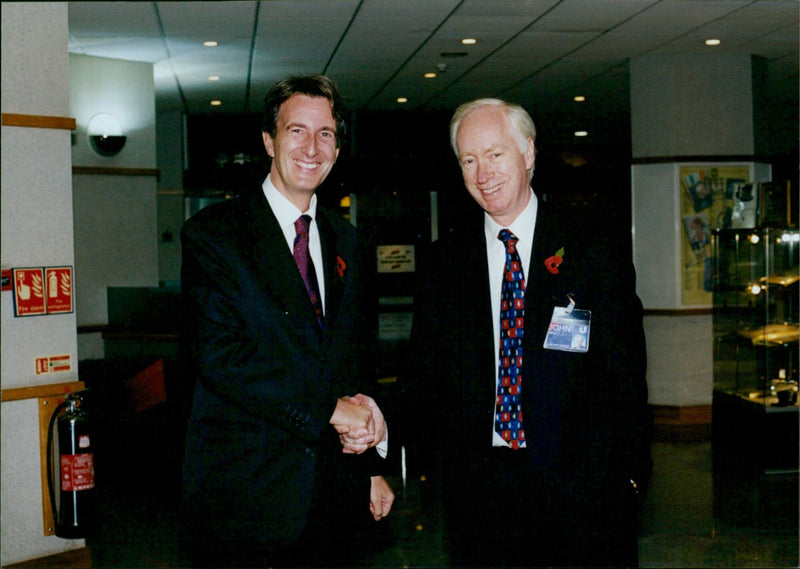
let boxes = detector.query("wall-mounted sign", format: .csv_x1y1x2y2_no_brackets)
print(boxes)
12,266,73,316
1,269,11,292
378,312,414,341
13,268,46,316
377,245,415,274
44,267,73,314
35,354,72,375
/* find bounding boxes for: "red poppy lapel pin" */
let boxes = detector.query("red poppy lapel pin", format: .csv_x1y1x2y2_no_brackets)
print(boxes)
545,247,564,274
336,256,347,279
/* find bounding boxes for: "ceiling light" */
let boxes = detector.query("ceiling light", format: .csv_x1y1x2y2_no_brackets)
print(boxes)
203,40,218,47
461,38,477,45
424,72,437,79
574,131,588,137
574,95,586,102
396,97,408,104
210,100,222,106
208,75,220,81
705,38,721,46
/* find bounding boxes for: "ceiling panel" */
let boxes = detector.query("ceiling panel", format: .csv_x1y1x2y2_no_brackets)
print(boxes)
534,0,661,32
66,0,797,144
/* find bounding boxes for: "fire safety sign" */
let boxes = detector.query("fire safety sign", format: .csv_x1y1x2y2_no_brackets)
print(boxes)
44,267,73,314
12,266,73,317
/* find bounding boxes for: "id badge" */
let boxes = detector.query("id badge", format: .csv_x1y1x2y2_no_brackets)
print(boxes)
543,305,591,353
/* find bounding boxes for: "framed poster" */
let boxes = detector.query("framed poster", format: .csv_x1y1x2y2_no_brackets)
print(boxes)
678,164,753,305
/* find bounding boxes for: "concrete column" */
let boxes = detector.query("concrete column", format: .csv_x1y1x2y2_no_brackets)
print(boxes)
1,2,84,563
630,54,769,407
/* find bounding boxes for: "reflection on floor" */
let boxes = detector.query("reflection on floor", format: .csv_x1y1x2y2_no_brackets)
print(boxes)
371,441,798,568
15,441,799,568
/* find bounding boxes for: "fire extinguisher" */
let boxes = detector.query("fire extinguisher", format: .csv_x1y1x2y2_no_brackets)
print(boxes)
47,390,95,538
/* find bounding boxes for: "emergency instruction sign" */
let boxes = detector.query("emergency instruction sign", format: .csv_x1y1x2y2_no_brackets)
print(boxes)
12,268,46,316
44,267,73,314
12,266,73,316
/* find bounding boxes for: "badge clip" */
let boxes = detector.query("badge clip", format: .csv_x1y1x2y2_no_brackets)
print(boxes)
543,294,591,353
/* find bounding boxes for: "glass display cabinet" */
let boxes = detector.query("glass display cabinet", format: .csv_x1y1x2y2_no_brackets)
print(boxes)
711,227,799,528
712,227,799,406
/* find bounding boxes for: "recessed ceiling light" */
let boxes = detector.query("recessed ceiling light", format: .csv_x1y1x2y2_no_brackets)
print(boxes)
574,95,586,102
424,72,437,79
574,130,588,137
208,75,220,81
210,100,222,106
705,38,721,46
461,38,477,45
396,97,408,104
203,40,218,47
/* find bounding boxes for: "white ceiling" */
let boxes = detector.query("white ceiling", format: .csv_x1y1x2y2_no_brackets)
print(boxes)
68,0,798,125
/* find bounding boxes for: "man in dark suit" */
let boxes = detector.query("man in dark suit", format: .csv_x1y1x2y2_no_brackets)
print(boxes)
408,98,651,567
180,75,393,568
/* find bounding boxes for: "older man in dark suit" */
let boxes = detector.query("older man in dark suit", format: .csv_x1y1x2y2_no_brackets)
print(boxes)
408,98,651,567
180,75,393,568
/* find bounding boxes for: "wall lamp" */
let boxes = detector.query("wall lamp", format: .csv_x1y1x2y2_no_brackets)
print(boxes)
87,113,126,157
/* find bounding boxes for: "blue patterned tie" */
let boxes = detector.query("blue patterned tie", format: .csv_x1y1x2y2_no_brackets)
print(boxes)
496,229,526,449
293,215,324,329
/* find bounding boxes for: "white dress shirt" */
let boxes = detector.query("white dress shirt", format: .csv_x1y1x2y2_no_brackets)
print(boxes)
262,176,389,457
263,176,326,313
485,189,538,447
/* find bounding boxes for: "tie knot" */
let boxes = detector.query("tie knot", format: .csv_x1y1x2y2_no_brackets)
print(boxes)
498,229,518,247
295,214,312,236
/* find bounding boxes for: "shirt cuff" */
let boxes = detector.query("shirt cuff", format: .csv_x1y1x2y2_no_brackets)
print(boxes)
376,431,388,458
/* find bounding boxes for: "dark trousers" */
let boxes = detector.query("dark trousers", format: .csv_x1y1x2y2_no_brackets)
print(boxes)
181,455,373,568
182,502,371,568
444,448,639,568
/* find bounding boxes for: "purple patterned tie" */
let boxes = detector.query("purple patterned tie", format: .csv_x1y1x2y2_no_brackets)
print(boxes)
293,215,323,329
495,229,525,449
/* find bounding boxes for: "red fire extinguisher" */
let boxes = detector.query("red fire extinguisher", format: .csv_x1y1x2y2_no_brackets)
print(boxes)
47,390,95,538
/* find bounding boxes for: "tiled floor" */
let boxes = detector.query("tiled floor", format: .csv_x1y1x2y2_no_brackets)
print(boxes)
19,441,799,568
369,441,799,568
638,442,797,568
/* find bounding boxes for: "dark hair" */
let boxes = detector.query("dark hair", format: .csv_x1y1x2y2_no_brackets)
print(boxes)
262,75,346,147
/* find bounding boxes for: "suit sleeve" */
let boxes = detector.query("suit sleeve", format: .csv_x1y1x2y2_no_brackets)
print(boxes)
181,209,332,443
586,214,653,496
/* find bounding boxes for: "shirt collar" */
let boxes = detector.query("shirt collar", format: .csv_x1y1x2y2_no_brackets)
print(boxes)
484,188,538,244
262,175,318,231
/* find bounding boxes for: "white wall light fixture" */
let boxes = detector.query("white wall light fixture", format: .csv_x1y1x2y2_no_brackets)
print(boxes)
87,113,127,157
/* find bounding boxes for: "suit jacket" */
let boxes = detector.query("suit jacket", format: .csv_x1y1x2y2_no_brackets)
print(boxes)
180,187,376,544
410,198,651,534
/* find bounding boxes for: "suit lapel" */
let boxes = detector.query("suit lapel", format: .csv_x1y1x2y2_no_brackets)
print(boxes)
316,210,344,334
527,201,569,349
457,222,497,404
241,189,321,328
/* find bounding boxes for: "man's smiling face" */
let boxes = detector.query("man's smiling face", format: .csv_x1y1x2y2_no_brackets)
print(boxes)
263,93,340,210
456,105,534,227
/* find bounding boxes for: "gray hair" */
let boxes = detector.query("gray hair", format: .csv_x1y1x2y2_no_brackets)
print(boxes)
449,98,537,180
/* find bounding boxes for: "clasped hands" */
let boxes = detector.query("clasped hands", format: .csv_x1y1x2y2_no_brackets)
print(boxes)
329,393,386,455
329,394,394,520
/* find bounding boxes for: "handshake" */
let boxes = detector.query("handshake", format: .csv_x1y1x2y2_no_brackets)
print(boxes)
329,393,387,455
